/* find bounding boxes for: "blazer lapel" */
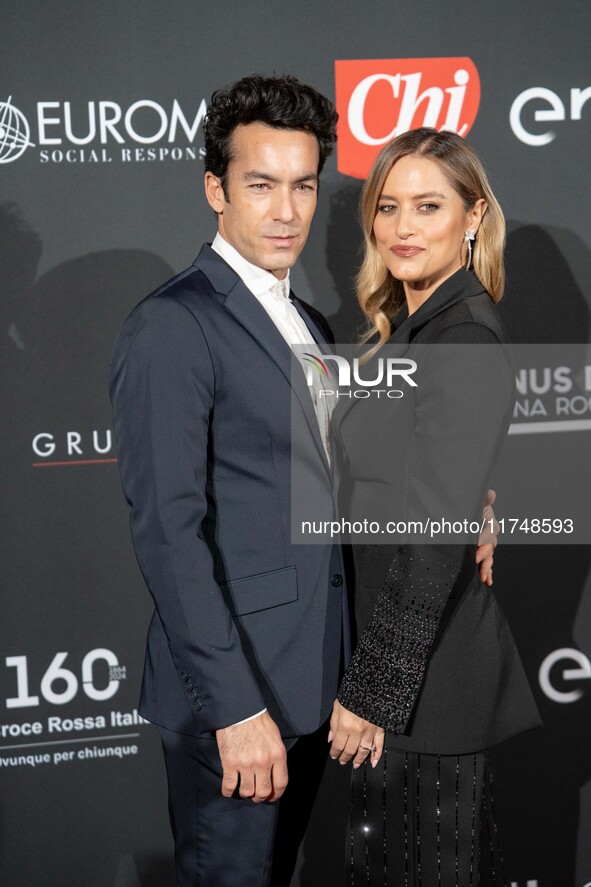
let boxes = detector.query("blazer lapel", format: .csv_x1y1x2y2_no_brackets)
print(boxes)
390,268,485,343
193,245,332,479
334,271,489,469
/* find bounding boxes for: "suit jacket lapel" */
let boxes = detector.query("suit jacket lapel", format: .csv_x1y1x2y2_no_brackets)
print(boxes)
291,296,329,347
193,245,332,479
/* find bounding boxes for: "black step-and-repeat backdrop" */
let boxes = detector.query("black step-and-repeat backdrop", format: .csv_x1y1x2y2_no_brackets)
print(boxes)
2,2,590,885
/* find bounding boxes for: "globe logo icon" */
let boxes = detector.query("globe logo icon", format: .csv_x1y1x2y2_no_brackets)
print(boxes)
0,97,35,163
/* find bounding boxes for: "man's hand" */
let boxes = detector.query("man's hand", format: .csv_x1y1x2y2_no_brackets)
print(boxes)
328,699,385,769
216,712,288,803
476,489,500,586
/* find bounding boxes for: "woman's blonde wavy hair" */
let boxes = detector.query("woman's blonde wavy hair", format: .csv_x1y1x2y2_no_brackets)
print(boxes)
357,128,506,351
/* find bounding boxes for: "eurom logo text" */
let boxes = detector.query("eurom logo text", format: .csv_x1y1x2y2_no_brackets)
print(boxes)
0,95,206,165
335,58,481,179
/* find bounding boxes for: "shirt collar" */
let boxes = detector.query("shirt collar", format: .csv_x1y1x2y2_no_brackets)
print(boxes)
211,233,291,299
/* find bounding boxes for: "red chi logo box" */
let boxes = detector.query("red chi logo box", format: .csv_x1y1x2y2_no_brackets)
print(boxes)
335,58,481,179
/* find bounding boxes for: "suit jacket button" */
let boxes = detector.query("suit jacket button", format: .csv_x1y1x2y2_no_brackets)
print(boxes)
331,574,343,587
194,700,202,711
186,682,193,691
181,672,188,680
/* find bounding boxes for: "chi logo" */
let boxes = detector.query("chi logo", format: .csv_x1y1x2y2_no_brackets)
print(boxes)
0,97,35,163
335,57,481,178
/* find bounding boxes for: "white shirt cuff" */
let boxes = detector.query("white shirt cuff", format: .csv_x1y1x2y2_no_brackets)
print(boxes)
230,708,267,727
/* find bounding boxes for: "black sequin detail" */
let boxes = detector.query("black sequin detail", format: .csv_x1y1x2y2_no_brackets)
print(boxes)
338,544,471,731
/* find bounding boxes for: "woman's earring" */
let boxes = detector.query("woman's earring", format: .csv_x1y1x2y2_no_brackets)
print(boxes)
464,229,476,270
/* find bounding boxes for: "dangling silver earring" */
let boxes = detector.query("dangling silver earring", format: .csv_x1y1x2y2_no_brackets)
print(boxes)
464,229,475,270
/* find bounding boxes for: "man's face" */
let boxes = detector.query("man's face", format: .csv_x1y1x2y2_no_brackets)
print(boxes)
205,122,320,280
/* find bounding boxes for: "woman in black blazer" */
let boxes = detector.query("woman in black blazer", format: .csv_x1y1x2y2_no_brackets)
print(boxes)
328,128,541,885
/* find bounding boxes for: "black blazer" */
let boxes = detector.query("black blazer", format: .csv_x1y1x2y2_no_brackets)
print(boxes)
336,269,542,754
110,245,347,739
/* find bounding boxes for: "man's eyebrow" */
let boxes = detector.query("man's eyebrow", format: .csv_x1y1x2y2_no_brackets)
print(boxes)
294,172,319,183
243,170,279,183
378,191,447,201
243,170,318,183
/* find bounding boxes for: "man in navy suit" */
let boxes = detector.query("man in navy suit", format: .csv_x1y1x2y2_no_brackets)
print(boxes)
110,75,346,885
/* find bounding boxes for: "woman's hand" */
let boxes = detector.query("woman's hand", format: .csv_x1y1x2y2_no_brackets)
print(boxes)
476,489,500,586
328,699,385,769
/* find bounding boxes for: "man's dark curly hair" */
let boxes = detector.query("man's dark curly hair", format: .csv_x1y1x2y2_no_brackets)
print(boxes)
203,74,338,192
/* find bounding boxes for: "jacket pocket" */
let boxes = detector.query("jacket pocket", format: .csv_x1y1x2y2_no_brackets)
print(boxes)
221,565,298,616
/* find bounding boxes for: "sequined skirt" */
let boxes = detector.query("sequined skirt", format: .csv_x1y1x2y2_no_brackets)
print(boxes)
349,747,507,886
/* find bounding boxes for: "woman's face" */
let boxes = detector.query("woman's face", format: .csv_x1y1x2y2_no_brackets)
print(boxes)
372,154,485,306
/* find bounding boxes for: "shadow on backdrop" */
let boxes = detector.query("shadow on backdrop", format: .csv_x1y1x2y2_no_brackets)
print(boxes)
500,222,591,342
492,223,591,887
318,181,365,344
1,202,177,887
492,546,591,887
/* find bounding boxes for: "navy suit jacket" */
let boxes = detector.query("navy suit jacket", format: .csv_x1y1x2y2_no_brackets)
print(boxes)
109,245,347,739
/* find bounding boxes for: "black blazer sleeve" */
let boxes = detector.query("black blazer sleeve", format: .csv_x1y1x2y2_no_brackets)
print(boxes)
338,323,514,733
110,295,266,733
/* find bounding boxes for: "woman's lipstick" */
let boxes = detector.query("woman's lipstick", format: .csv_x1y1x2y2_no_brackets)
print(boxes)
391,246,424,257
